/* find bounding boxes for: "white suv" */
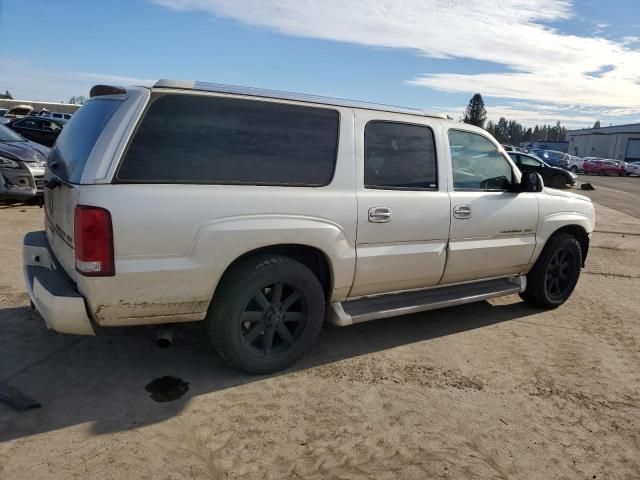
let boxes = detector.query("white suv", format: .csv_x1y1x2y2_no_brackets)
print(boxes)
23,80,595,373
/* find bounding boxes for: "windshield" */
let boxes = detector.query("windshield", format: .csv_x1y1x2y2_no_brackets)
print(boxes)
52,98,122,183
0,124,25,142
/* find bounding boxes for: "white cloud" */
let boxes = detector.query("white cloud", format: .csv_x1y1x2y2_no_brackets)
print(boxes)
152,0,640,114
0,58,153,102
434,104,597,128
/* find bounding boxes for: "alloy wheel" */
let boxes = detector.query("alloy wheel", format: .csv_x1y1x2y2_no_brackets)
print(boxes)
238,282,308,356
545,248,576,301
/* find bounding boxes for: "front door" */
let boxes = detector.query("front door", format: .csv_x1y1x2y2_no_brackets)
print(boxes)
442,129,539,285
351,113,451,298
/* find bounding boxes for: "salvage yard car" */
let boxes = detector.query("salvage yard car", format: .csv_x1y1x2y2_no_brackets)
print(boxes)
0,124,47,201
506,150,576,189
583,159,624,176
7,116,66,147
23,80,596,374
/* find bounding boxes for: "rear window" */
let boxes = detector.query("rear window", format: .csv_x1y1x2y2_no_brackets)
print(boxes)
116,94,340,186
52,98,121,183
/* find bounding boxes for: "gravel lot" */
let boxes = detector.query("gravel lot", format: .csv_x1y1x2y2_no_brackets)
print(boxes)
1,188,639,479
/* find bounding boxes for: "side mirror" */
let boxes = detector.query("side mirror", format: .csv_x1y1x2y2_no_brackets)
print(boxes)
521,172,544,193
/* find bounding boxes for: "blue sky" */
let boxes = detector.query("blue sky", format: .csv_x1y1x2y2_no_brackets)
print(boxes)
0,0,639,127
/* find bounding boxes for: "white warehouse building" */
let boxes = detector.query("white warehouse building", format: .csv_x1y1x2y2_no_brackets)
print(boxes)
567,123,640,162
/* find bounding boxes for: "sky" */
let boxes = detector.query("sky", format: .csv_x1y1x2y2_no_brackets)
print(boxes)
0,0,639,128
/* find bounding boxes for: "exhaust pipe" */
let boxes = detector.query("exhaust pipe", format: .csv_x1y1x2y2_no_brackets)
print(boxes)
155,327,174,349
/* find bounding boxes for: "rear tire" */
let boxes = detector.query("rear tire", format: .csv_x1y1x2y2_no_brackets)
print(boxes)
520,232,582,309
206,255,325,374
570,166,578,173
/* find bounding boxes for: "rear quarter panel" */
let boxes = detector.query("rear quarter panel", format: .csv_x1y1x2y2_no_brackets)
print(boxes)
76,106,357,326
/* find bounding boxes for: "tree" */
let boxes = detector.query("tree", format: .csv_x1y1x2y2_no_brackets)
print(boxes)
463,93,487,128
0,90,12,99
68,95,88,105
593,120,601,129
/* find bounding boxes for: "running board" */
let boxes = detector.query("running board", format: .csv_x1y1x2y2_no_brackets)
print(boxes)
328,277,524,326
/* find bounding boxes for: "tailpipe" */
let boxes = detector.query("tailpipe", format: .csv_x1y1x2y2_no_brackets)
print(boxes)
155,327,174,349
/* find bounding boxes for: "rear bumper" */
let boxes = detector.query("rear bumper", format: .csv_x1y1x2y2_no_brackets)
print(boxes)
23,231,95,335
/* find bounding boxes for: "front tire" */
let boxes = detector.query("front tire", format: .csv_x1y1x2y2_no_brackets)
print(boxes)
550,175,566,189
520,232,582,309
207,255,325,374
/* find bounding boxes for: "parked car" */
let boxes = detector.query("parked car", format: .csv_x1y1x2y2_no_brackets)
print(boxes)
583,159,624,176
0,108,7,118
538,150,571,170
0,104,33,124
23,80,595,374
41,111,73,120
567,155,583,173
0,124,47,201
614,160,628,173
7,116,65,147
626,161,640,176
32,109,73,120
508,152,576,189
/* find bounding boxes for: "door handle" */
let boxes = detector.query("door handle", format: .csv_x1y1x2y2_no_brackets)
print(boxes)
453,205,472,219
368,206,392,223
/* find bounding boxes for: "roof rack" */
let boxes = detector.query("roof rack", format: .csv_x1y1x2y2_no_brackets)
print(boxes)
153,79,447,120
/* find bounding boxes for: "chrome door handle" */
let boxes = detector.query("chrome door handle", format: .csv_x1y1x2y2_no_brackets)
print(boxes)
453,205,472,219
368,206,392,223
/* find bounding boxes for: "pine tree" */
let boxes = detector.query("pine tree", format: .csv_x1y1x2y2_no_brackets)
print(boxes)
0,90,12,99
463,94,487,128
593,120,601,129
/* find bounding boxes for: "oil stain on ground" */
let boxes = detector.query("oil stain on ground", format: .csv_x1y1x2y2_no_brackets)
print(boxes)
145,376,190,402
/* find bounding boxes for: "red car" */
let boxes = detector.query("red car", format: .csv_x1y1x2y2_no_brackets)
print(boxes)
583,159,624,176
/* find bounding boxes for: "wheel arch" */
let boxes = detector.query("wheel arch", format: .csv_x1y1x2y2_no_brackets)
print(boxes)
214,244,335,302
553,224,590,267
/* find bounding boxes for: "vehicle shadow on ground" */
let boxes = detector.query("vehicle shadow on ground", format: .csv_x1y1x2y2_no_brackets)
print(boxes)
0,299,540,442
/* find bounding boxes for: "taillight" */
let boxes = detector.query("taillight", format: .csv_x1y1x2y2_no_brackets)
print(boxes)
74,205,114,276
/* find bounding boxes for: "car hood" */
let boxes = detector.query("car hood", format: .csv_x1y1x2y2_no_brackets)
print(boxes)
543,188,591,202
0,140,49,163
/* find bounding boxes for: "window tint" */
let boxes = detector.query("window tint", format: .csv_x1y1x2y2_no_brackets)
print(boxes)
117,94,340,186
364,121,437,189
53,98,122,183
15,118,43,130
449,130,513,191
517,155,541,167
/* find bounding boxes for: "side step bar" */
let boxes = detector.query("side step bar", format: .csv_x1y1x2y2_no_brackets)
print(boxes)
328,277,524,326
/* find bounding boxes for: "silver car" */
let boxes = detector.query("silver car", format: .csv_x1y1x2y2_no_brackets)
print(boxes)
0,124,48,201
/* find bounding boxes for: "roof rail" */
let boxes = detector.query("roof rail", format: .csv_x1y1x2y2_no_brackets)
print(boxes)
153,79,447,119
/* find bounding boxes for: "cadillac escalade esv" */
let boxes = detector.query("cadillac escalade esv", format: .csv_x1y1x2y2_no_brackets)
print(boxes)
23,80,595,373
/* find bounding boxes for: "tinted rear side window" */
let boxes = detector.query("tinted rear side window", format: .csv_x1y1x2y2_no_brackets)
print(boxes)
53,98,121,183
365,121,437,189
117,94,340,186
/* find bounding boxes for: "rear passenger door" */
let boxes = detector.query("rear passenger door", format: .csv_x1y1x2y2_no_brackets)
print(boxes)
351,112,451,298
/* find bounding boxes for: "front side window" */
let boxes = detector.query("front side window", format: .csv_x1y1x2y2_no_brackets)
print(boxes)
449,130,513,191
364,121,437,189
117,94,340,186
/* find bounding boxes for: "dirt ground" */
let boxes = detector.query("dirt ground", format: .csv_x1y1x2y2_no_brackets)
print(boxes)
0,190,639,480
